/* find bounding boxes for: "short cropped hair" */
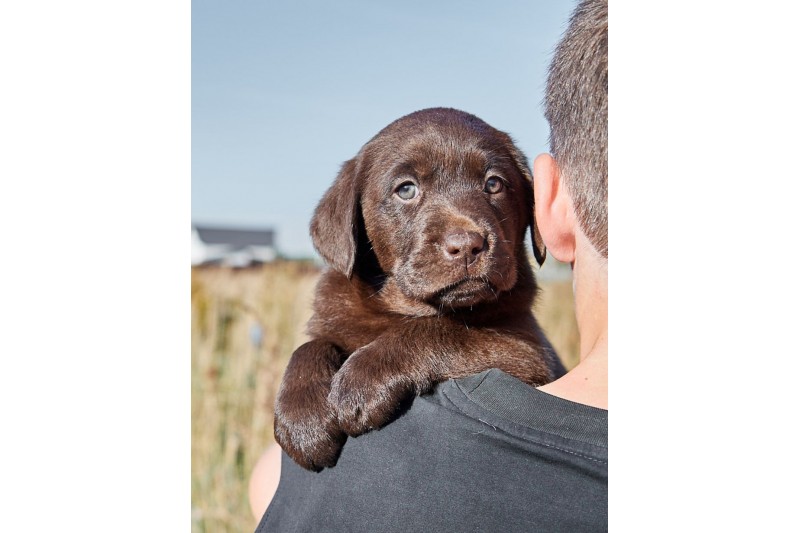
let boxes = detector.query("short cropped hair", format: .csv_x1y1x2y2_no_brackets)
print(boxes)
544,0,608,258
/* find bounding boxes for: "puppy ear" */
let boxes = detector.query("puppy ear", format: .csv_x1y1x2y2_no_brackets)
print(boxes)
507,142,547,266
530,199,547,267
310,158,360,278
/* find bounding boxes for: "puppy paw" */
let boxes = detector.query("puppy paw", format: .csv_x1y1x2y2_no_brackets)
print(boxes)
274,395,347,472
328,348,418,437
273,339,349,471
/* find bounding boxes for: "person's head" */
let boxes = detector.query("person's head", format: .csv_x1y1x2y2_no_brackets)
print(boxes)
534,0,608,267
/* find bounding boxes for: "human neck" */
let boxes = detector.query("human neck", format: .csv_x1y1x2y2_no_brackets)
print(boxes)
574,237,607,364
538,235,608,409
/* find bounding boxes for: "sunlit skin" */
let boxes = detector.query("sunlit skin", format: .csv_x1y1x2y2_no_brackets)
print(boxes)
532,153,607,410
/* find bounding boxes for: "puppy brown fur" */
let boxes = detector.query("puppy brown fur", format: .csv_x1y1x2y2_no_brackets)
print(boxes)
274,108,566,471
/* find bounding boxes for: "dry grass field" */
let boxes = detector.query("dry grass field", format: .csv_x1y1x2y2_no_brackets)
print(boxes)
191,262,579,533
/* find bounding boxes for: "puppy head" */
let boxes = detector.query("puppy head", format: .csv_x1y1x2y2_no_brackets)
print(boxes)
311,108,545,308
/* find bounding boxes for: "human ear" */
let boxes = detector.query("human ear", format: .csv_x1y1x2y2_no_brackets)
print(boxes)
533,154,576,264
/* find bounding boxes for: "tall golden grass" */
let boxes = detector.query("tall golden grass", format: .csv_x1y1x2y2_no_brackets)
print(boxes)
191,261,578,532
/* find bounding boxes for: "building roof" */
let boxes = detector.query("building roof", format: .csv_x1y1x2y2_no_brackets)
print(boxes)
193,225,275,249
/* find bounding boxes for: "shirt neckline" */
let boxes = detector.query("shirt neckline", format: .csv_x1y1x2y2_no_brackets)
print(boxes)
447,368,608,449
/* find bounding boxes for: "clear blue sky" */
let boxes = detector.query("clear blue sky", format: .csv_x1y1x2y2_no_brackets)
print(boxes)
192,0,576,258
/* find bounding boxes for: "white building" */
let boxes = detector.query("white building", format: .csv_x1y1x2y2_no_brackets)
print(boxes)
191,224,277,267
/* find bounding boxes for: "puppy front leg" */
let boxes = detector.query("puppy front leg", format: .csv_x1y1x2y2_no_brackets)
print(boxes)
328,321,554,437
273,339,348,471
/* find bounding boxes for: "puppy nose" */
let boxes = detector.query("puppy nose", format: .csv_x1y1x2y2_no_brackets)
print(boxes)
444,231,486,263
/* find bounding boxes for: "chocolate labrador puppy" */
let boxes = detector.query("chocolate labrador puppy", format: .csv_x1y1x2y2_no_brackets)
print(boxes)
274,107,566,471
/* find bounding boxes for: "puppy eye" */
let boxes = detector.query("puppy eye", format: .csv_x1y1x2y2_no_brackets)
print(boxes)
484,176,504,194
395,182,419,200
